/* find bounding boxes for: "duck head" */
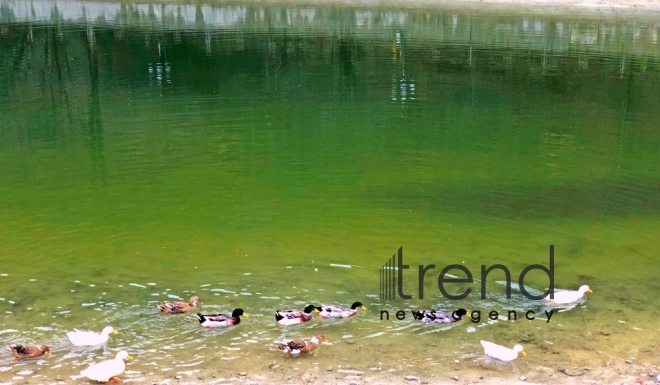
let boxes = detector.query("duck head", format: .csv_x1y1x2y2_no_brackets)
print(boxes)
351,302,367,310
579,285,592,294
232,308,249,318
314,333,329,343
303,304,319,314
452,308,471,320
513,344,526,356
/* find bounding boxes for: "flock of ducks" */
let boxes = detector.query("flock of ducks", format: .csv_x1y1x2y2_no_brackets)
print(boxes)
476,284,593,362
6,285,592,382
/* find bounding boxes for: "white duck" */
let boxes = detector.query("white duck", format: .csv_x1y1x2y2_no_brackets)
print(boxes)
67,326,117,347
480,340,525,361
80,350,132,382
544,285,592,305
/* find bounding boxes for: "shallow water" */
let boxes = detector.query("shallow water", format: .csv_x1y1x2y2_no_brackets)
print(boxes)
1,1,660,384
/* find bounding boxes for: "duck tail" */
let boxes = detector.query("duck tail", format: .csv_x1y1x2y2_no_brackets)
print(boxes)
196,313,206,323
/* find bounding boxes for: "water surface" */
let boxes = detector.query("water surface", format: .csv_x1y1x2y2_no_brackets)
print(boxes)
1,1,660,383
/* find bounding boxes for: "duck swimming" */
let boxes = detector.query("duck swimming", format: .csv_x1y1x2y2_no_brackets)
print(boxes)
412,308,470,324
80,350,133,383
480,340,526,362
196,308,248,329
67,326,117,347
275,304,320,326
276,333,328,357
543,285,592,305
8,344,51,359
318,302,366,319
157,296,203,314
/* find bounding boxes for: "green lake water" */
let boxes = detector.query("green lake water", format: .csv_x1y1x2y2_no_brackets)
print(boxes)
1,1,660,383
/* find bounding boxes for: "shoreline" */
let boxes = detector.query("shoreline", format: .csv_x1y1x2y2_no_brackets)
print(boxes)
5,316,659,385
84,0,660,20
16,356,656,385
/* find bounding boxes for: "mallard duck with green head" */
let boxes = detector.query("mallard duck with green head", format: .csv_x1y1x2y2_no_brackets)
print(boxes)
318,302,366,318
412,308,470,324
196,308,248,329
275,304,320,326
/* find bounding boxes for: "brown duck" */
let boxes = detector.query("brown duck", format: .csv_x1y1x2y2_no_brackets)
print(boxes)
276,333,328,357
8,344,51,359
157,296,202,314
